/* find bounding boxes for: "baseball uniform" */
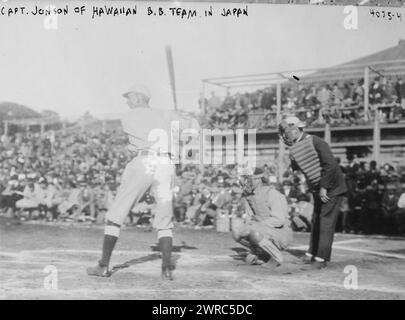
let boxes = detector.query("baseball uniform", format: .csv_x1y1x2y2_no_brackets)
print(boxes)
88,102,200,279
243,186,292,251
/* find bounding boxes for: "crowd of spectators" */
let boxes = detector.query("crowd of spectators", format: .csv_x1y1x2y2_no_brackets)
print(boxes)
201,76,405,130
172,164,316,232
1,124,404,236
173,159,405,236
0,129,127,223
340,156,405,235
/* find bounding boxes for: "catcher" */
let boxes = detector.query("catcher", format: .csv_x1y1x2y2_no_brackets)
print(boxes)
232,167,293,266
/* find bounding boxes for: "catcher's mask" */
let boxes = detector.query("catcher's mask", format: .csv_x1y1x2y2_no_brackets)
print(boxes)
278,116,305,146
237,168,265,196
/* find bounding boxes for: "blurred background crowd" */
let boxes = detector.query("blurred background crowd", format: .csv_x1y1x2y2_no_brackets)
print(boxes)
1,128,404,236
173,161,405,236
0,130,126,223
201,76,405,129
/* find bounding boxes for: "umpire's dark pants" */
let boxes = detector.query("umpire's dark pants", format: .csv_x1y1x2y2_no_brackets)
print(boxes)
309,194,344,261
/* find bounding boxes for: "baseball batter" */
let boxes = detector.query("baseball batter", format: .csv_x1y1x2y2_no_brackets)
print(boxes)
87,84,198,280
232,168,293,266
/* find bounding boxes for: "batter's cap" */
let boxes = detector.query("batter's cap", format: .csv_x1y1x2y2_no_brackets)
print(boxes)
284,116,306,128
122,84,151,100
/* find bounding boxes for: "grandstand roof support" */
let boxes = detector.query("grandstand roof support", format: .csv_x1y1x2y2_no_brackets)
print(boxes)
202,81,207,115
325,123,331,145
373,113,381,164
200,81,207,173
364,67,370,122
276,82,285,182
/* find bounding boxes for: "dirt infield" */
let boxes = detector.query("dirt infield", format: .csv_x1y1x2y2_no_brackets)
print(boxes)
1,216,405,300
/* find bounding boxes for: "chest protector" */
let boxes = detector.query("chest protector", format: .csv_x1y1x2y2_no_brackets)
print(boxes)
290,135,321,189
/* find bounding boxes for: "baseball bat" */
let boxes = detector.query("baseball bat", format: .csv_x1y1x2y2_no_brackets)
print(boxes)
165,45,178,111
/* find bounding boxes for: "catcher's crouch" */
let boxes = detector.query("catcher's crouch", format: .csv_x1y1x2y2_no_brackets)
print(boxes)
233,168,293,266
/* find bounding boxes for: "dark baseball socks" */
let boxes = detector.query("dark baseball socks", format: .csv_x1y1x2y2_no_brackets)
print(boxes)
159,236,173,271
99,221,121,268
99,234,118,268
99,223,174,274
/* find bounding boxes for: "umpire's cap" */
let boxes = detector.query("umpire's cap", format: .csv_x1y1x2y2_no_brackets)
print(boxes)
123,84,151,100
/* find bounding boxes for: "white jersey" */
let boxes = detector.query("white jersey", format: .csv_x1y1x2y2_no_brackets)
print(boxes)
120,107,200,157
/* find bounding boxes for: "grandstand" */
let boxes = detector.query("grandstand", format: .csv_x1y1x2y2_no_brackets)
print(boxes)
201,39,405,176
1,41,404,174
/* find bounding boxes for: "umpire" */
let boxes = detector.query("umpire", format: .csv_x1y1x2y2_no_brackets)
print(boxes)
279,116,347,269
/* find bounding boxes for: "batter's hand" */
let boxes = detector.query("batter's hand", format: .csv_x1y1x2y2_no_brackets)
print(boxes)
319,187,330,203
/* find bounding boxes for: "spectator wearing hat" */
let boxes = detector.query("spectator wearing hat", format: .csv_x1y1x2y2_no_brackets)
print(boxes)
331,83,344,106
369,77,384,105
58,181,81,220
193,187,215,228
317,85,331,108
395,77,405,111
227,184,245,218
363,183,382,234
1,176,24,218
194,179,232,229
182,185,203,224
381,183,401,235
351,79,364,106
345,154,360,218
38,178,62,221
364,161,380,186
350,183,367,234
15,177,44,219
281,180,302,205
72,181,97,222
93,183,115,224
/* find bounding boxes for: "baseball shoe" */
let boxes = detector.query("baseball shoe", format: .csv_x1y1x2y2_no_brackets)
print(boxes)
311,261,328,270
293,254,314,265
161,267,174,281
262,258,282,270
86,264,111,277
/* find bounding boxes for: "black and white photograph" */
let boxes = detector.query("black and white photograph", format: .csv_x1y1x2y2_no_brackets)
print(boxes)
0,0,405,302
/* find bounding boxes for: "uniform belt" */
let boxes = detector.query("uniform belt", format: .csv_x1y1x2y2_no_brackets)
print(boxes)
131,148,172,158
